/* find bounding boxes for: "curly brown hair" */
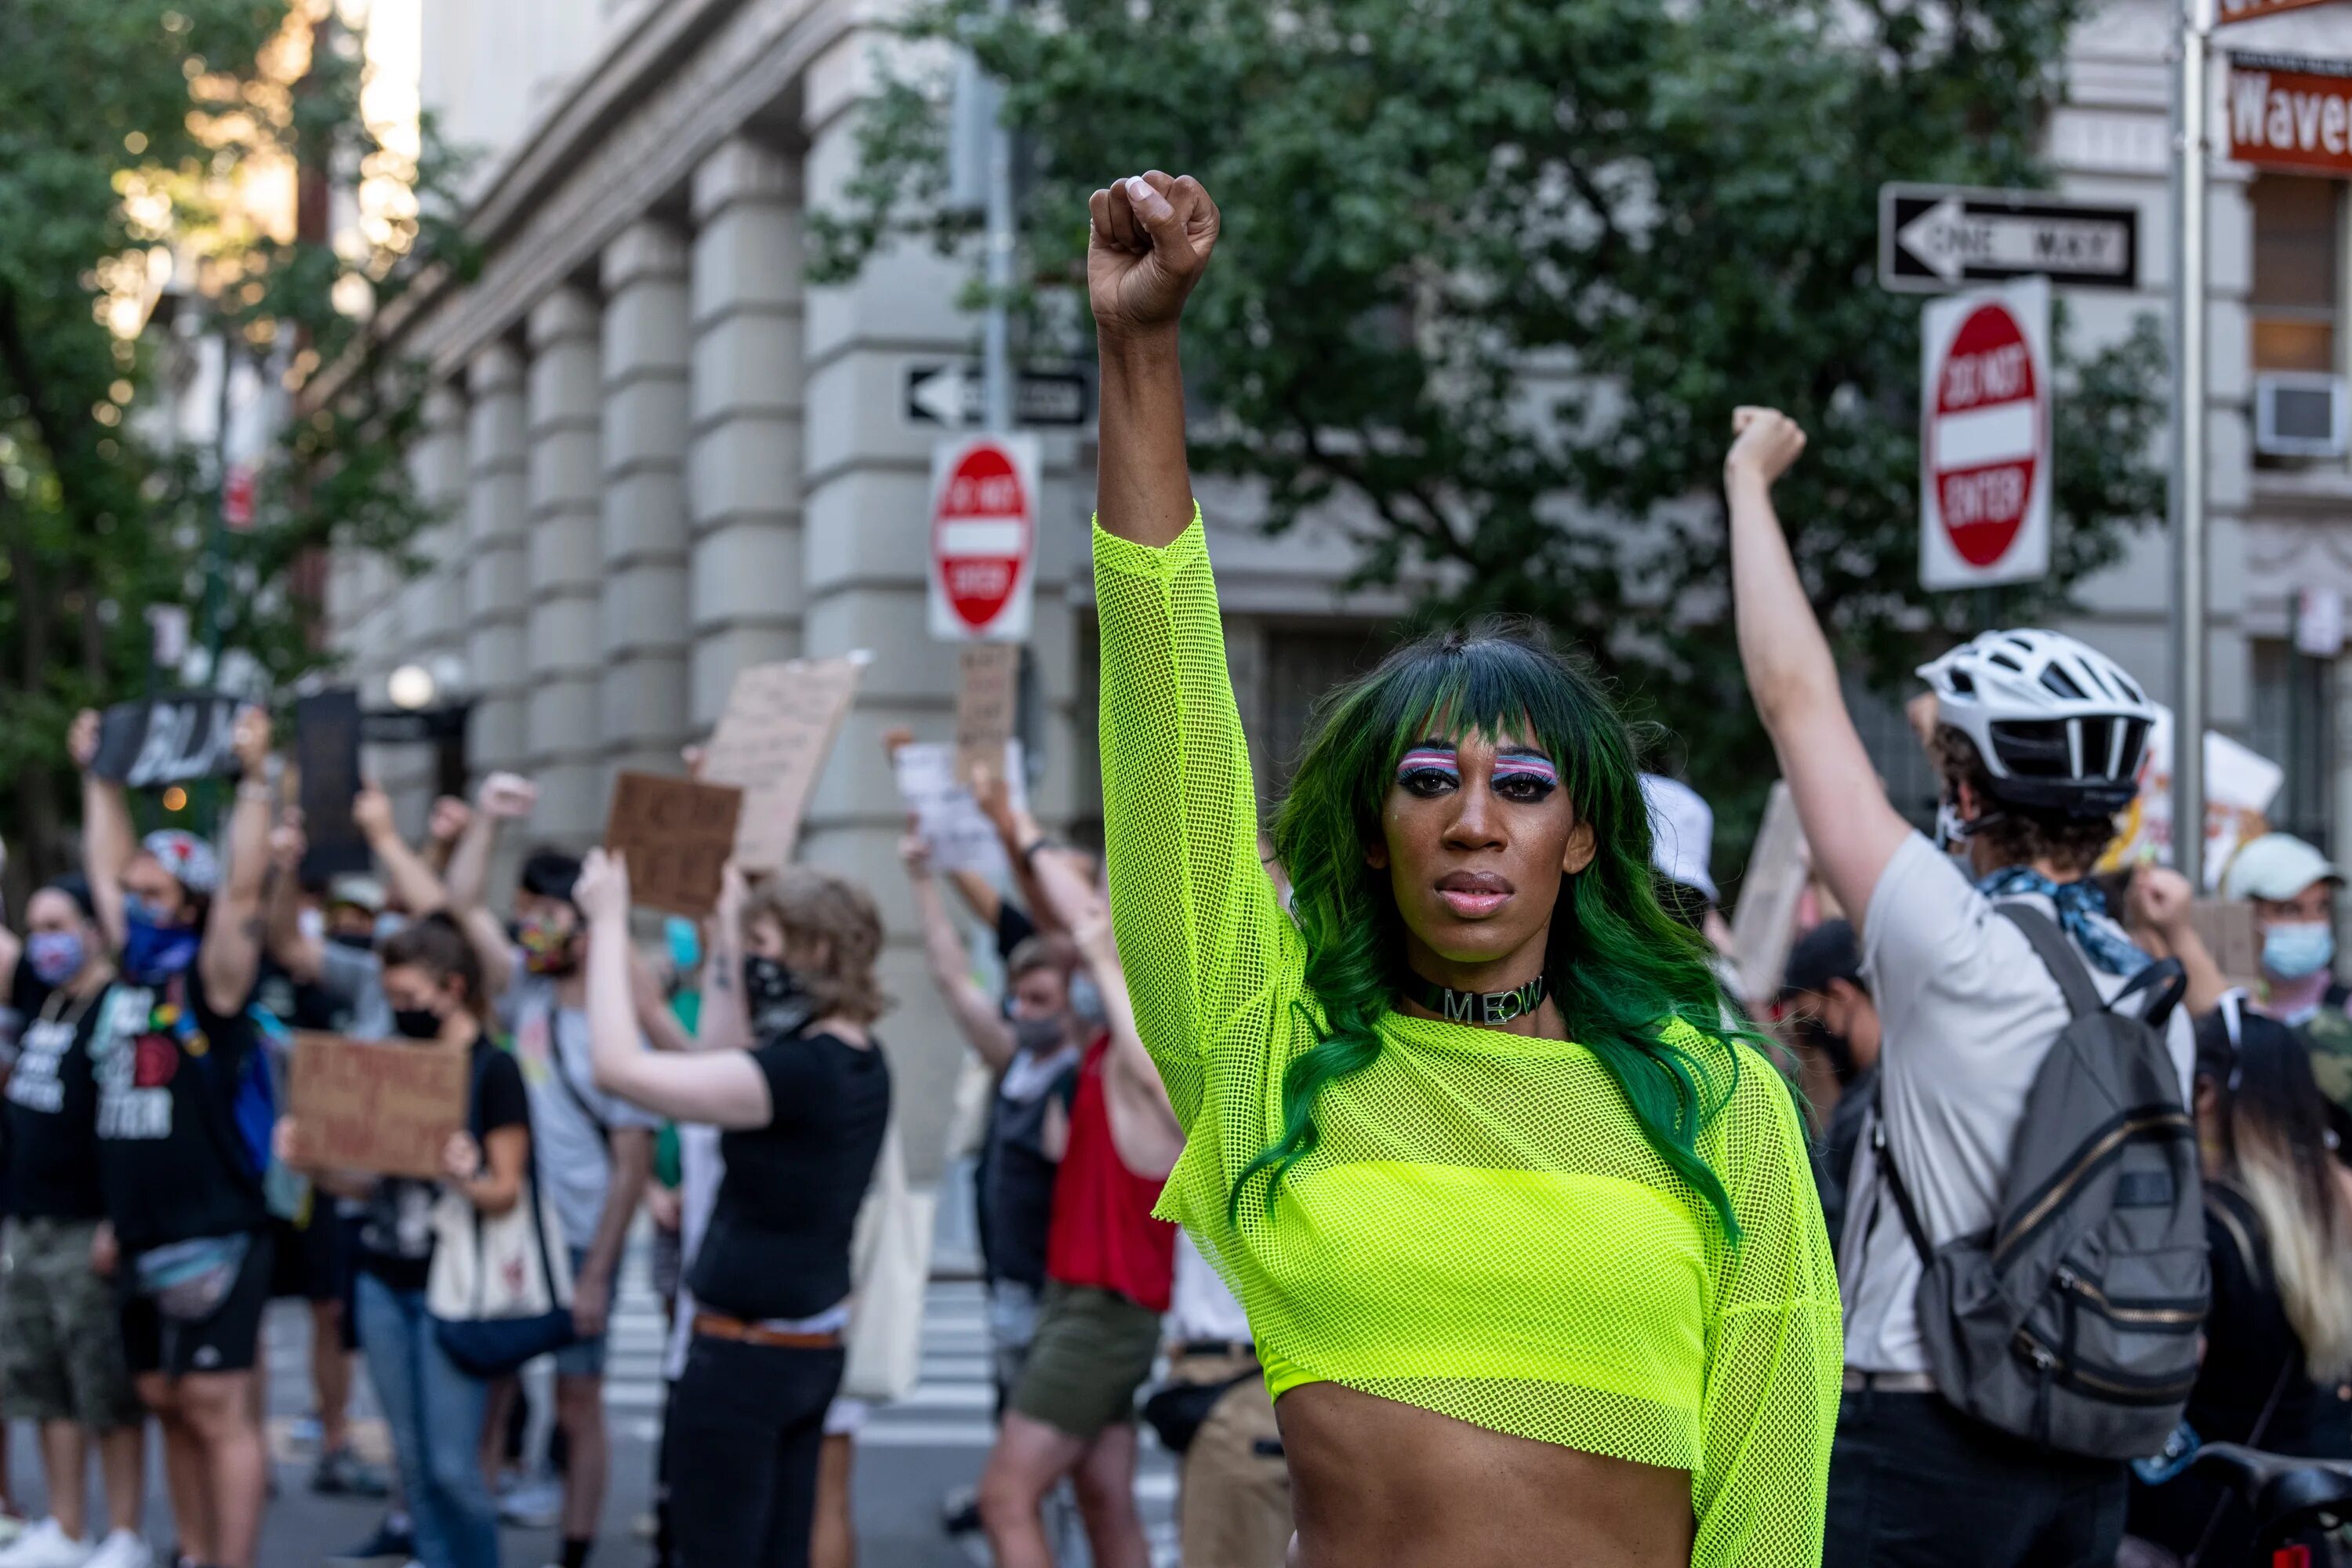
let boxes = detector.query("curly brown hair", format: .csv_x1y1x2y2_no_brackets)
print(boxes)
1932,727,2118,875
741,868,891,1025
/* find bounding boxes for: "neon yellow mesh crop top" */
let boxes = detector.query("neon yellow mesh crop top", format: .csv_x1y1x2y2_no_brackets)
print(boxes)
1095,512,1842,1566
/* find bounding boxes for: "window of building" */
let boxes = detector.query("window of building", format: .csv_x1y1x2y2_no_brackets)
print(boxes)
2249,638,2334,855
2249,175,2344,377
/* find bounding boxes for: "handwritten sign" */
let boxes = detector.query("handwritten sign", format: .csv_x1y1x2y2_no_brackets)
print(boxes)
699,655,868,872
297,689,368,882
895,739,1028,877
2190,899,2262,990
603,771,745,917
286,1033,468,1179
954,643,1022,788
91,693,244,788
1728,782,1813,1013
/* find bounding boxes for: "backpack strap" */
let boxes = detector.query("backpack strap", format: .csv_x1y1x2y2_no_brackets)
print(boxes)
1870,1076,1934,1268
1994,903,2106,1018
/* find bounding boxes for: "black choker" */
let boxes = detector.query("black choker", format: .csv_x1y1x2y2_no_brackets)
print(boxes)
1399,971,1548,1026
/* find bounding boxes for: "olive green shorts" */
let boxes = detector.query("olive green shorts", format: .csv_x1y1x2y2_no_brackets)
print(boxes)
1007,1282,1162,1441
1,1216,143,1429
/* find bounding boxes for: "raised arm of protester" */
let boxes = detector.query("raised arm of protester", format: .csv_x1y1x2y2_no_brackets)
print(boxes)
973,760,1059,938
263,813,326,985
1724,407,1913,931
422,793,470,876
70,708,132,951
444,770,538,997
198,705,275,1016
902,831,1018,1072
2125,865,2230,1015
691,858,753,1054
1061,870,1183,1181
576,848,771,1129
354,784,450,917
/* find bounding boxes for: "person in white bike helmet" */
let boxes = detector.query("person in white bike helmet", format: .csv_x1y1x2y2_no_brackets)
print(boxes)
1725,407,2205,1568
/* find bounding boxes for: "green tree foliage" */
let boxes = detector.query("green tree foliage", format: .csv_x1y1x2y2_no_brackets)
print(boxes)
0,0,473,891
814,0,2169,858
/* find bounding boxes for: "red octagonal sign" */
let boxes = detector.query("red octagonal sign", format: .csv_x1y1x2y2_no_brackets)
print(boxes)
930,436,1037,641
1920,278,2049,591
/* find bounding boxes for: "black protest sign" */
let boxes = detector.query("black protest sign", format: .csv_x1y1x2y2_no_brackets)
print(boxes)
91,693,245,789
297,689,368,882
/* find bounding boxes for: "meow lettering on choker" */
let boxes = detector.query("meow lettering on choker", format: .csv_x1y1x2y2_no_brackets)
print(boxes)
1399,971,1548,1027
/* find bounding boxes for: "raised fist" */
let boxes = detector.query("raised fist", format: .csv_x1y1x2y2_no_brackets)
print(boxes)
231,704,272,773
68,710,100,772
1087,172,1220,340
427,795,472,845
1726,407,1808,487
475,771,538,820
352,785,396,841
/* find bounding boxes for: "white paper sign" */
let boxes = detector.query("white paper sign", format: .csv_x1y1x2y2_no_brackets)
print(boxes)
895,739,1028,877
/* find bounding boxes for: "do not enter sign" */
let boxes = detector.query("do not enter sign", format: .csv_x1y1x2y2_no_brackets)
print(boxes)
929,434,1040,641
1920,276,2051,591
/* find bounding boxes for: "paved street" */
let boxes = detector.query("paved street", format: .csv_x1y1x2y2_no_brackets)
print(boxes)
0,1235,1178,1568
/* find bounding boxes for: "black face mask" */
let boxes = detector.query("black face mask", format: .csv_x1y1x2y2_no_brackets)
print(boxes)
392,1007,445,1041
744,955,811,1036
1791,1014,1859,1087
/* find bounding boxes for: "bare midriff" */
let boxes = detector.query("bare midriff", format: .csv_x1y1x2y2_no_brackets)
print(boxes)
1278,1382,1696,1568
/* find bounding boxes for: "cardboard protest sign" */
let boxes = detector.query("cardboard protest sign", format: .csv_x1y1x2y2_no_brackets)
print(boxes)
2098,705,2285,890
285,1033,468,1179
296,688,368,882
2189,899,2262,990
91,692,244,788
700,654,868,872
603,771,745,917
954,643,1022,788
895,739,1028,877
1727,782,1812,1012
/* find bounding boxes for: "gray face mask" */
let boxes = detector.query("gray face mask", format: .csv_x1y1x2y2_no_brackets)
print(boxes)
1069,971,1107,1029
1011,1014,1067,1055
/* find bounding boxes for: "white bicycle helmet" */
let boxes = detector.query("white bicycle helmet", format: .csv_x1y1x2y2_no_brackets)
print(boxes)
1915,629,2156,818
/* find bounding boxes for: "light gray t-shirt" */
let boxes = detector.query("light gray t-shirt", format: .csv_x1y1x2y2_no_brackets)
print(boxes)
1838,833,2197,1373
316,942,394,1042
499,970,659,1252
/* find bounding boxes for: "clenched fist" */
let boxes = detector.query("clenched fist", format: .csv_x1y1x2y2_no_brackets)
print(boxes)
1087,172,1220,340
1726,407,1807,487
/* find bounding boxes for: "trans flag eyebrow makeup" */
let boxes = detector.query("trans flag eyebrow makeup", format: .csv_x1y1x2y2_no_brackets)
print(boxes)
1396,745,1461,782
1490,750,1561,789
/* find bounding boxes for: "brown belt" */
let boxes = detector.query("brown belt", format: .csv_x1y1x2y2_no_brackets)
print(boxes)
691,1311,842,1350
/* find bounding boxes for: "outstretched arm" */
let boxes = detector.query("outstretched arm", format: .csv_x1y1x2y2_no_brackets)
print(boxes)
71,710,131,951
1058,865,1182,1180
1726,408,1911,932
692,860,753,1054
1090,172,1218,550
264,815,325,986
354,786,448,917
902,834,1018,1073
200,707,274,1018
445,772,536,999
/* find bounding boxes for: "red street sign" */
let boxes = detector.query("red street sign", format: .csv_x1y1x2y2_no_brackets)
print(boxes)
928,436,1038,641
2218,0,2345,23
222,466,255,532
1920,278,2051,591
2229,53,2352,176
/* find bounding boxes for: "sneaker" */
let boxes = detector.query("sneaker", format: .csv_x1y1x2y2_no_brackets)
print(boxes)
312,1446,391,1499
940,1485,982,1537
0,1518,26,1552
323,1518,415,1568
82,1533,147,1568
495,1478,563,1530
0,1521,93,1568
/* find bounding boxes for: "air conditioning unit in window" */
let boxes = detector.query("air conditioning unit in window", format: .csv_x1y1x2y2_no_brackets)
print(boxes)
2255,372,2350,459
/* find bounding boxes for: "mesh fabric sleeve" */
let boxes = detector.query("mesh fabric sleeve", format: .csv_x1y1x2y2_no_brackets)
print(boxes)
1692,1052,1844,1566
1093,510,1294,1134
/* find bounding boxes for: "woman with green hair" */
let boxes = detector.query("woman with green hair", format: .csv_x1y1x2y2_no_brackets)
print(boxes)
1085,170,1842,1568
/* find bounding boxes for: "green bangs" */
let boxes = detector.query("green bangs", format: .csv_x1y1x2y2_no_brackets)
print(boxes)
1244,620,1744,1236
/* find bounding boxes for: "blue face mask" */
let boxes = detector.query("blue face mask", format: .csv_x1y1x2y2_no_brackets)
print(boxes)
121,907,200,986
26,931,85,988
2262,921,2335,982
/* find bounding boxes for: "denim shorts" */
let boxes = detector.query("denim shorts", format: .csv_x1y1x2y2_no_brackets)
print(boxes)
554,1246,605,1378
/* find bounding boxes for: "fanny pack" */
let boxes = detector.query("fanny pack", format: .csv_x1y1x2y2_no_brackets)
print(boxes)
133,1233,252,1323
1140,1368,1258,1455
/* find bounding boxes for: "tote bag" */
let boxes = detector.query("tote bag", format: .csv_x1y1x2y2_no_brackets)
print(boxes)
427,1066,576,1377
840,1122,933,1403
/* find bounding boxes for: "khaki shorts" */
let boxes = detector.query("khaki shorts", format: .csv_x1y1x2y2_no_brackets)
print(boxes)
1171,1348,1293,1568
1,1216,143,1428
1007,1283,1161,1440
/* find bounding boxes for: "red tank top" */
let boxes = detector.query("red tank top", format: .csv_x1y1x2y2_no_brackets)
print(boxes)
1044,1036,1176,1311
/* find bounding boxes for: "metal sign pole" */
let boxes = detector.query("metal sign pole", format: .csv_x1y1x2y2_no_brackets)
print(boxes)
981,0,1014,434
2171,0,2213,889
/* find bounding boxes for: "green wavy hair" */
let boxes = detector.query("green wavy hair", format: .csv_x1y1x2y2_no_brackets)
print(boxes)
1234,618,1746,1234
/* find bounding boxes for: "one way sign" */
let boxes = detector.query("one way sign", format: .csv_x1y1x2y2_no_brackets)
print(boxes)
1878,183,2140,294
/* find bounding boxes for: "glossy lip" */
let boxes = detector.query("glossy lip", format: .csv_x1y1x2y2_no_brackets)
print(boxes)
1436,869,1513,919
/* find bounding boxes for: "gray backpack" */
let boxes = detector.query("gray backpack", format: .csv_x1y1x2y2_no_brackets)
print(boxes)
1875,902,2209,1460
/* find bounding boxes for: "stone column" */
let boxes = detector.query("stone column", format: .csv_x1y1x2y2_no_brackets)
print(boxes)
464,343,529,784
688,138,804,727
524,287,607,845
600,221,693,779
373,383,470,825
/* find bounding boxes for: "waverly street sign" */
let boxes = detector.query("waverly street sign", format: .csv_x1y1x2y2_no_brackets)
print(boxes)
1879,184,2140,293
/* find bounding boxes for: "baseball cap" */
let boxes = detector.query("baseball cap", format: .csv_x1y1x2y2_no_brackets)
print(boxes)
2220,833,2343,903
1781,918,1863,1004
327,873,387,914
141,829,221,897
1639,775,1719,905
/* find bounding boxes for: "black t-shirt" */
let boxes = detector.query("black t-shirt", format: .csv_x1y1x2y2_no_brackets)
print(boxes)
976,1051,1080,1289
688,1029,891,1323
5,984,107,1221
358,1038,528,1291
2,955,51,1058
995,901,1037,964
92,973,269,1253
